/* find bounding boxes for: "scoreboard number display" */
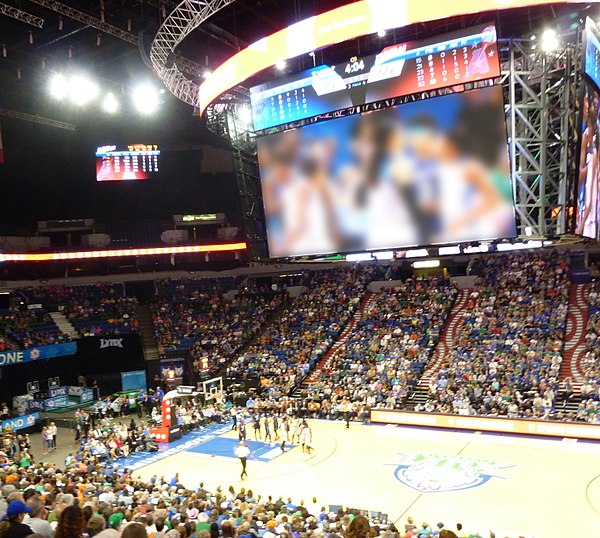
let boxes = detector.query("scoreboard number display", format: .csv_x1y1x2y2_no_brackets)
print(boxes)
250,23,500,131
96,144,160,182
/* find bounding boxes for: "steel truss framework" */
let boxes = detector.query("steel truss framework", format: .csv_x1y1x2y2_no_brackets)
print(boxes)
206,106,268,259
149,0,236,109
501,39,580,238
0,2,44,28
0,107,75,130
27,0,208,79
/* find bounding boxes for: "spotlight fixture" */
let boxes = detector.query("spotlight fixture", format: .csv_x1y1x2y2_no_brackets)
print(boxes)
275,59,287,71
540,28,559,51
49,73,67,100
237,105,252,125
102,92,119,114
132,84,160,115
68,75,99,106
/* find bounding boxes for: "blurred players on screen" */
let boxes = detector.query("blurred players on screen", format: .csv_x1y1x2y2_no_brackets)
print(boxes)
258,85,516,257
576,83,600,240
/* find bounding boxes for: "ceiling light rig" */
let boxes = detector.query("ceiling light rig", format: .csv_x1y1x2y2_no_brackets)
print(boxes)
46,72,165,116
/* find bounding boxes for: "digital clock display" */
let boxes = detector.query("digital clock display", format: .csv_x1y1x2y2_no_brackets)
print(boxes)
345,58,366,74
250,22,499,132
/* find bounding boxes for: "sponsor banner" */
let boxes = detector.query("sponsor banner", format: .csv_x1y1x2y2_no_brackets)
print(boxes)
121,370,147,392
68,386,84,397
27,400,45,411
370,409,600,441
80,388,94,403
160,359,185,381
1,412,40,432
77,335,144,377
0,342,77,368
48,386,68,398
44,395,68,410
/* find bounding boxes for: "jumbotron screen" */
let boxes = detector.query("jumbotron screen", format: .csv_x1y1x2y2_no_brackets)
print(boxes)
250,23,500,131
95,144,160,182
576,81,600,240
258,85,516,258
585,17,600,90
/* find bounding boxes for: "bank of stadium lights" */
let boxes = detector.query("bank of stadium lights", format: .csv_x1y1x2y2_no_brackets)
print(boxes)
47,73,164,115
49,73,98,106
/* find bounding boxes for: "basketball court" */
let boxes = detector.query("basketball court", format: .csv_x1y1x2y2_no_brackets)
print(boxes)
124,420,600,537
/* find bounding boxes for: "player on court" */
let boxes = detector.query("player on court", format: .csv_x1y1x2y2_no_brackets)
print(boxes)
238,419,247,442
280,417,289,452
253,414,261,440
264,416,273,443
289,417,299,444
300,420,313,454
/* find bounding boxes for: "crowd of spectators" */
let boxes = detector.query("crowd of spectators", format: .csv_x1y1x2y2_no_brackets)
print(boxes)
18,284,139,337
300,278,457,416
421,253,571,420
151,278,286,374
228,267,379,395
0,308,69,350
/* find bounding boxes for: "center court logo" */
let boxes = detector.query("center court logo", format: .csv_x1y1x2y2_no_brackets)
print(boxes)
392,453,513,493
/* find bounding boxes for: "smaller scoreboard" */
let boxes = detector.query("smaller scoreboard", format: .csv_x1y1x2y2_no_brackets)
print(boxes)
96,144,160,182
250,23,500,132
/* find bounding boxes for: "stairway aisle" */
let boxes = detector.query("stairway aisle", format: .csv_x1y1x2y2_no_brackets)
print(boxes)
562,283,589,388
49,311,79,340
418,288,470,388
135,304,160,361
304,291,375,385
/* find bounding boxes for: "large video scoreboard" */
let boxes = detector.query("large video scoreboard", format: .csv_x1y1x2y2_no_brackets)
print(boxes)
250,23,500,131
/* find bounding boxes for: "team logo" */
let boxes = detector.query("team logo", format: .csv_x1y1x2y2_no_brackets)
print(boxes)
392,453,513,493
29,348,41,360
100,338,123,349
